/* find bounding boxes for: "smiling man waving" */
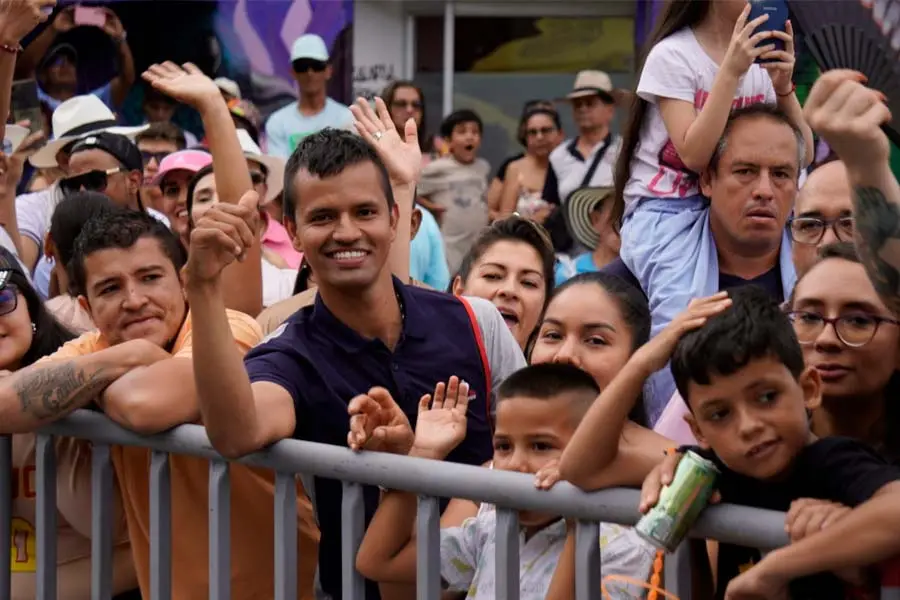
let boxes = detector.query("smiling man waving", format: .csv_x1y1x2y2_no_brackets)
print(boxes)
186,100,525,600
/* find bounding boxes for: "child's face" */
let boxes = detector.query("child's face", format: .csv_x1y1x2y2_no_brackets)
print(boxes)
448,121,481,164
493,395,579,527
685,356,821,481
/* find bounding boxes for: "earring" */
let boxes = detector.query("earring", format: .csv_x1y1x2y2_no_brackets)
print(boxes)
31,323,36,333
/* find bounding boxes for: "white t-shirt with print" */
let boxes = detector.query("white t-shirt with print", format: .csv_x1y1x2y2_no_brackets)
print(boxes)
623,27,777,213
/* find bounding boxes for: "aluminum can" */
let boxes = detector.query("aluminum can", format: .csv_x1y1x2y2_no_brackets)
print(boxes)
635,450,719,552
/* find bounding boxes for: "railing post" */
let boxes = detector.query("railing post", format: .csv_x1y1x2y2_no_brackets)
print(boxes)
149,451,172,600
0,435,11,600
91,443,114,600
35,434,57,600
274,473,298,600
209,460,231,600
495,508,520,600
575,521,601,600
664,542,693,599
416,495,441,600
341,482,365,600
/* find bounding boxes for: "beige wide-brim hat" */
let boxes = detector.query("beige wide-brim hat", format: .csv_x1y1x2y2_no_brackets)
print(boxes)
564,186,615,250
559,70,629,104
237,128,285,203
30,95,148,169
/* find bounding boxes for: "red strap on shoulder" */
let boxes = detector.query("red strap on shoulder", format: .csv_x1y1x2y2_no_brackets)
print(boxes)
457,296,493,431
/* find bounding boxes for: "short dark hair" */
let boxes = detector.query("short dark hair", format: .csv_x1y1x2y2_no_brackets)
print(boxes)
282,128,394,224
143,84,176,106
497,363,599,418
708,104,805,175
453,215,556,310
70,211,187,296
440,109,482,139
49,191,120,279
671,285,805,405
136,122,187,151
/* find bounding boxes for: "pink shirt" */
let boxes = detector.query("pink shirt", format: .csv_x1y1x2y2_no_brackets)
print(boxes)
652,392,699,446
261,214,302,269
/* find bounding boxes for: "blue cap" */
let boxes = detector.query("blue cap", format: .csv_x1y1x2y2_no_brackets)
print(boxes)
290,34,329,62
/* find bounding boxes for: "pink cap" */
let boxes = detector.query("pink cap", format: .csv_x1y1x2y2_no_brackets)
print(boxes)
152,150,213,185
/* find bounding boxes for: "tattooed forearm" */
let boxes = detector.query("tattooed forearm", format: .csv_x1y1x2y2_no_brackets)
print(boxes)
12,361,121,424
853,186,900,317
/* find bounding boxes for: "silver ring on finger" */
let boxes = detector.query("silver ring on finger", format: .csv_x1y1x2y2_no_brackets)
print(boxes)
373,130,384,142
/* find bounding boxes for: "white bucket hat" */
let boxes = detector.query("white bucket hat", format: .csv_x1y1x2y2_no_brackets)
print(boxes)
30,95,148,169
236,128,285,203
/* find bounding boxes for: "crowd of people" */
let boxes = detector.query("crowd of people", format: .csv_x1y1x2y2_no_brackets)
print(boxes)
1,0,900,598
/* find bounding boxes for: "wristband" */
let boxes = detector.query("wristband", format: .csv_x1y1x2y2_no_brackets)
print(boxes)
0,43,21,55
776,82,796,98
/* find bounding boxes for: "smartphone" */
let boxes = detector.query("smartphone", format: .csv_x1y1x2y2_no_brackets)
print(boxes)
74,5,106,28
748,0,789,63
10,79,44,135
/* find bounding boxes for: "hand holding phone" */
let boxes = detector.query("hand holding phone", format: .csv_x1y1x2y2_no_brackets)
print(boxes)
748,0,789,63
74,5,106,28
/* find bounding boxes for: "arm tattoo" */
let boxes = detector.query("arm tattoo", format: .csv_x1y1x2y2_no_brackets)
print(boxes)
13,361,120,423
853,186,900,316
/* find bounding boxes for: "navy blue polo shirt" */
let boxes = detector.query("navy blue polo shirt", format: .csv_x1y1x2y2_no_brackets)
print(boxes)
244,278,506,600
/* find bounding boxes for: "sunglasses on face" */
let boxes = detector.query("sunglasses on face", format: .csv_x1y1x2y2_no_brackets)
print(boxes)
292,59,327,73
0,284,19,318
391,99,422,110
141,151,169,167
59,168,122,195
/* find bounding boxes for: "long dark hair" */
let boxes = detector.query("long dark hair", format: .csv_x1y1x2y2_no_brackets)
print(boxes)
611,0,714,230
545,271,651,427
380,80,431,153
0,248,75,368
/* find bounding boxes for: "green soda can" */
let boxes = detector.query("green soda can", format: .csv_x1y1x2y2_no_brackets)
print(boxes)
635,450,719,552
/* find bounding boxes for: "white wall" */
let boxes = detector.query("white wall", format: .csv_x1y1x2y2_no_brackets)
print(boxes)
352,0,407,100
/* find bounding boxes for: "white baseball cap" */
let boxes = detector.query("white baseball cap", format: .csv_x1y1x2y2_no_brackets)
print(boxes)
214,77,241,100
290,34,329,63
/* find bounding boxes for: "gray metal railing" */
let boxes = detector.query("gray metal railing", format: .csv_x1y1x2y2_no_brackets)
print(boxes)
1,409,793,600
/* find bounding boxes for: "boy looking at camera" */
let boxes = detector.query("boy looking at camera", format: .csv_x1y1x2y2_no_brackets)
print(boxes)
658,285,900,599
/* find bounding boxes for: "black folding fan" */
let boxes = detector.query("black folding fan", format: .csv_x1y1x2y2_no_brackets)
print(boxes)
789,0,900,147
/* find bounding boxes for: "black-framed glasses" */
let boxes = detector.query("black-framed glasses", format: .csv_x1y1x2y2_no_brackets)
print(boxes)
59,168,122,195
786,310,900,347
141,150,169,167
787,216,854,245
292,59,327,73
0,284,18,317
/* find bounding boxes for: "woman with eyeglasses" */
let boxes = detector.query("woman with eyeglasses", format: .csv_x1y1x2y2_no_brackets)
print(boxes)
0,246,141,599
381,80,432,161
486,100,560,222
493,106,564,223
787,242,900,462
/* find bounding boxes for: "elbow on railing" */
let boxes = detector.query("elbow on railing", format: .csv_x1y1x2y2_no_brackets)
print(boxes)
206,429,266,460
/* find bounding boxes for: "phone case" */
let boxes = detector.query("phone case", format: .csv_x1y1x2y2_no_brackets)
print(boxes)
748,0,789,63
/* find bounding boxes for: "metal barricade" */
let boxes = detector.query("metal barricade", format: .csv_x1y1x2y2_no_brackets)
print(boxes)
1,409,792,600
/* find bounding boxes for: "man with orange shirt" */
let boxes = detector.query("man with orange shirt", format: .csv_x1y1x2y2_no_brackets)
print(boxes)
0,210,318,599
